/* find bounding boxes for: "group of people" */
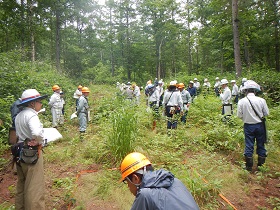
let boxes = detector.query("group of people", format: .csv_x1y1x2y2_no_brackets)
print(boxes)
9,84,91,209
119,78,269,209
8,75,269,209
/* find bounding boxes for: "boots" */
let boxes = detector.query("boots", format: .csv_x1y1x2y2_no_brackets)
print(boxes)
245,156,253,172
257,156,266,167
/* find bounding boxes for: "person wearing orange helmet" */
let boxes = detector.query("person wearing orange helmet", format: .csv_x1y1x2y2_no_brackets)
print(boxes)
73,85,83,110
177,83,192,124
77,87,90,136
49,85,64,128
120,152,199,210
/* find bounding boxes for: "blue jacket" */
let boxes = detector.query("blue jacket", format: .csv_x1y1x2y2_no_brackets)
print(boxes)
131,169,199,210
187,87,197,97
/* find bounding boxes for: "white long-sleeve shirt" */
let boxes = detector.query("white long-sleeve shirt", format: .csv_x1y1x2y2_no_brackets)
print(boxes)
133,86,141,97
220,87,231,104
237,93,269,124
162,90,183,110
148,89,160,106
49,92,63,109
232,84,239,96
15,107,44,144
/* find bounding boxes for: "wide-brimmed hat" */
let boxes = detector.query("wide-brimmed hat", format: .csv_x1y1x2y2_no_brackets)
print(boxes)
18,89,48,106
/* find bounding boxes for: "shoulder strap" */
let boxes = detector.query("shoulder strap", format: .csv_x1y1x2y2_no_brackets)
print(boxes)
246,97,262,120
165,91,174,105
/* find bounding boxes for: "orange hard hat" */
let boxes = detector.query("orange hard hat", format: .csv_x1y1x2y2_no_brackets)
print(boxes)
82,87,90,93
120,152,151,182
52,85,60,91
177,83,185,89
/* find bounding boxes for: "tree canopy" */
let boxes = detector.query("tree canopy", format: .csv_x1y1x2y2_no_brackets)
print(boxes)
0,0,279,84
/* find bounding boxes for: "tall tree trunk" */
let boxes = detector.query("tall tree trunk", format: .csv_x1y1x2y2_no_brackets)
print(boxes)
244,38,250,68
109,6,115,76
220,41,224,74
157,39,163,79
55,8,61,72
125,7,131,81
271,0,280,72
20,0,25,51
187,0,192,75
27,0,35,61
232,0,242,77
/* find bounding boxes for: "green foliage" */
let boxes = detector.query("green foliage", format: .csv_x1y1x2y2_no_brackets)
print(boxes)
105,101,138,163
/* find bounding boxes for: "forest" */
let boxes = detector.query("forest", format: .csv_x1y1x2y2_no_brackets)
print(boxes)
0,0,280,209
1,0,279,83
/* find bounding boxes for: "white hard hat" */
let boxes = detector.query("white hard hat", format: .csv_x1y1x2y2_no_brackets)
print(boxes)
220,79,229,85
19,89,48,106
243,80,261,91
215,77,219,80
242,78,247,83
158,79,163,84
231,80,236,83
169,81,177,86
189,81,194,84
194,78,198,81
204,78,208,82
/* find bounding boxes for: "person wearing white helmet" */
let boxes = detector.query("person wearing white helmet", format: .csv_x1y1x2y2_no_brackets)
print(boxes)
231,80,239,104
14,89,48,209
239,78,247,99
73,85,83,110
219,79,232,115
156,79,164,107
214,77,221,96
202,78,211,95
187,81,197,100
162,81,183,130
193,78,200,90
237,80,269,172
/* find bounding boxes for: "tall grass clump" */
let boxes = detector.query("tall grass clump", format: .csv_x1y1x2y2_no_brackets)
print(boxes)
105,102,138,163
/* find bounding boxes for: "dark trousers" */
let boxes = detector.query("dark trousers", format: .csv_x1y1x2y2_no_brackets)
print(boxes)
165,106,180,129
244,122,266,157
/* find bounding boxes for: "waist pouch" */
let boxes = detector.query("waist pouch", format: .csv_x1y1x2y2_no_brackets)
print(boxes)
20,145,39,164
11,142,24,163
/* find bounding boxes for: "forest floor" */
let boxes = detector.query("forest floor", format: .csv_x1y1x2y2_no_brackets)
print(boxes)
1,144,280,210
1,88,280,210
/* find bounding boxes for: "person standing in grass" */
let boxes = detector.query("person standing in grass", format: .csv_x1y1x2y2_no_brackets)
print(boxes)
73,85,83,110
132,83,141,105
231,80,239,104
120,152,200,210
15,89,48,210
77,87,90,135
49,85,64,128
237,80,269,172
162,81,183,129
177,82,192,124
219,79,232,115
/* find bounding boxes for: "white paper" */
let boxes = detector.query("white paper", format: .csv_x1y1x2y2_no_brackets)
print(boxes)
70,112,77,119
43,128,62,144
